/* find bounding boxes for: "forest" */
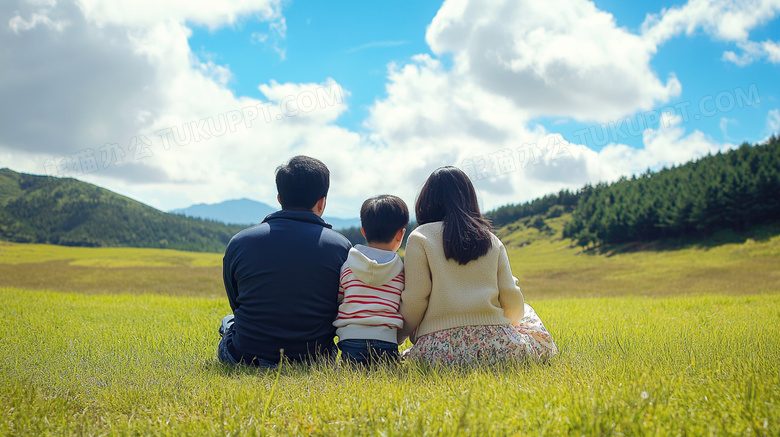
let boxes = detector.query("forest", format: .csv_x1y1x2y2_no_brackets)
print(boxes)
485,136,780,248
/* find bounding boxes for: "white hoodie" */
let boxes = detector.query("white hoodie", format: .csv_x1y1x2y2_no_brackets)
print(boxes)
333,244,405,343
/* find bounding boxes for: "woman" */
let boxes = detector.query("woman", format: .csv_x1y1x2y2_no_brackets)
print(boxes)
397,167,558,365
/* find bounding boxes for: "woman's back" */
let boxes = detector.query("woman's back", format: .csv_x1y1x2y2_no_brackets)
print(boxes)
398,166,558,365
398,222,525,341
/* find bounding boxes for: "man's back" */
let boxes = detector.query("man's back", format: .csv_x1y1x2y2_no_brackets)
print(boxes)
223,210,351,362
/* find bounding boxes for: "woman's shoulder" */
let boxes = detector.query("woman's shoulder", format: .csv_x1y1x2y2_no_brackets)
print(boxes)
411,222,443,236
407,222,443,246
488,231,508,251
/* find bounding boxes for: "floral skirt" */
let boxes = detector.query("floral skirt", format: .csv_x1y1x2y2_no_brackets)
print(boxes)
404,304,558,366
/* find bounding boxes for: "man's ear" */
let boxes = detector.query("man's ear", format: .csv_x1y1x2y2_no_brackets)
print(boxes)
395,227,406,242
314,197,327,216
277,194,282,206
360,227,367,239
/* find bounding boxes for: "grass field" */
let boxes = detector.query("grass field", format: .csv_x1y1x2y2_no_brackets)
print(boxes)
1,229,779,435
500,216,780,300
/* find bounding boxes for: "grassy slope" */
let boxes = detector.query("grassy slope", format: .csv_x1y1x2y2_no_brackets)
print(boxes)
498,213,780,300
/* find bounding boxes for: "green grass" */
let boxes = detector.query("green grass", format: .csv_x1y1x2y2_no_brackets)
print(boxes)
1,234,779,435
0,242,222,296
498,214,780,299
1,288,777,435
0,241,221,266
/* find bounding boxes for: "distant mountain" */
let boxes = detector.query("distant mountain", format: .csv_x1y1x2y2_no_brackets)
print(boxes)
171,198,361,230
170,198,276,225
0,168,243,252
322,216,362,230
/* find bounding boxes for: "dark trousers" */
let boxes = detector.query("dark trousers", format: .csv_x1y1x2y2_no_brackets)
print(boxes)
337,339,399,365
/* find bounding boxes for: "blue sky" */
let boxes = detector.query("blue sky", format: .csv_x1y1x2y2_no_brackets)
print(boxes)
188,1,444,134
188,0,778,149
1,0,779,217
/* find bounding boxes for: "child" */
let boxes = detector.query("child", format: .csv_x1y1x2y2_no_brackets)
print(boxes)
333,194,409,365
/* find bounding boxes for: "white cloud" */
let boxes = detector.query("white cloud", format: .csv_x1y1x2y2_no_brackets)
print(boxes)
768,109,780,133
766,40,780,62
723,39,780,66
267,17,287,59
258,79,349,124
270,16,286,38
353,0,730,210
561,113,735,192
360,52,728,211
722,50,751,66
643,0,780,66
1,1,163,157
9,10,69,33
638,113,733,167
642,0,780,45
425,0,680,122
0,0,761,218
250,32,268,44
248,18,287,60
75,0,282,28
0,0,293,210
88,22,355,210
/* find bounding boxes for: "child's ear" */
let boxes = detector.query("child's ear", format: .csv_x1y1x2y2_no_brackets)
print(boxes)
395,228,406,242
360,227,366,240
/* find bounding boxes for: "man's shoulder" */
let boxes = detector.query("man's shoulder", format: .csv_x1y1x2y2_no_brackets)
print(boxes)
320,227,353,250
229,223,270,243
226,216,351,252
222,223,267,257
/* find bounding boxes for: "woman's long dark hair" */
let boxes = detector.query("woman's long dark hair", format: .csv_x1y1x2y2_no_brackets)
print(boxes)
415,166,492,265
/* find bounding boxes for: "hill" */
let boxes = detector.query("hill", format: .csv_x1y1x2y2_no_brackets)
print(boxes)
487,135,780,248
0,169,244,252
170,198,361,230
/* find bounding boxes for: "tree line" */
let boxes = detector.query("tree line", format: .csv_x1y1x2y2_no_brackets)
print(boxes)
563,136,780,246
487,136,780,248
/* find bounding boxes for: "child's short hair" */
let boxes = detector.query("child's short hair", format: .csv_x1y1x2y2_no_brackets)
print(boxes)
360,195,409,243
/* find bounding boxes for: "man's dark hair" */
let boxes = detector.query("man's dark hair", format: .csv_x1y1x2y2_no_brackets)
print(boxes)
360,195,409,243
275,156,330,210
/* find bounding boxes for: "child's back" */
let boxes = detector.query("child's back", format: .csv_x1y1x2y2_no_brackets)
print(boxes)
332,194,409,364
333,245,404,360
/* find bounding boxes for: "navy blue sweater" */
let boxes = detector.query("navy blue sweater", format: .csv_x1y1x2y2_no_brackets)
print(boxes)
223,210,351,362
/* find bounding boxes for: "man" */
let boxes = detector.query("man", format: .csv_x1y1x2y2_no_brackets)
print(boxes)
218,155,352,367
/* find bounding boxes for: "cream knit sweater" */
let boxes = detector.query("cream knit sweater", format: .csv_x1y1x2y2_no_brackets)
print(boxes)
397,222,525,343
